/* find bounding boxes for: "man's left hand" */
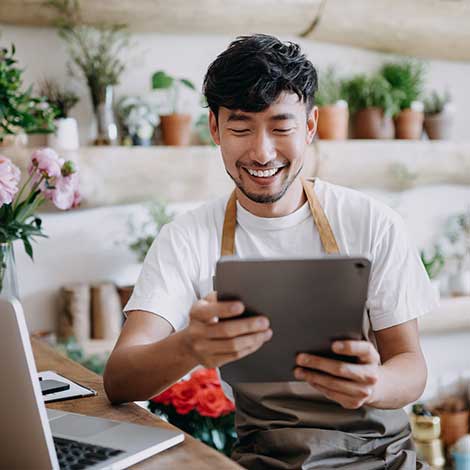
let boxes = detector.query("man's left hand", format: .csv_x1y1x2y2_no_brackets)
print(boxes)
294,341,381,409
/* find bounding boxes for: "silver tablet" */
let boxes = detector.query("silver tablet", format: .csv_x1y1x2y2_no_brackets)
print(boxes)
215,256,371,384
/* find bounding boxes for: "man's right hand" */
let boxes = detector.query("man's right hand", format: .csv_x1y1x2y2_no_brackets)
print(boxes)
182,291,272,368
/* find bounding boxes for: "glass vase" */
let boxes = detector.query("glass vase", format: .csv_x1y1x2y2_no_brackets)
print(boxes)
0,242,19,299
93,85,119,146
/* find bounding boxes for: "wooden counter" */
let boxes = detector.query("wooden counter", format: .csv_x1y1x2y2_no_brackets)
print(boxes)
32,337,242,469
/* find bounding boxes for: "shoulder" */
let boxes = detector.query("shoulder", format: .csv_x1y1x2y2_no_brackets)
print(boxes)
316,178,402,231
161,195,229,240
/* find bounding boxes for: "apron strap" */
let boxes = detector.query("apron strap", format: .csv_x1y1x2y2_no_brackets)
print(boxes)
221,190,237,257
220,178,340,257
301,177,340,255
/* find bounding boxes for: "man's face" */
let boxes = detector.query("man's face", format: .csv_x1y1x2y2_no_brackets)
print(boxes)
209,92,318,204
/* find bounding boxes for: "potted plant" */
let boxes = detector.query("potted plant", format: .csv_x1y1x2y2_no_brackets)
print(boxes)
151,70,196,146
423,90,454,140
315,68,349,140
341,74,399,139
39,79,80,151
442,210,470,296
46,0,131,146
0,45,56,147
0,148,80,297
421,245,445,297
380,61,426,140
116,97,159,146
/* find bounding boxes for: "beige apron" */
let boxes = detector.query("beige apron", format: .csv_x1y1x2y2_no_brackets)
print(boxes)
220,178,426,470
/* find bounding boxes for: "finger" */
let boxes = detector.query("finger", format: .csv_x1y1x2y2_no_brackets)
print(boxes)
294,367,374,401
332,341,380,365
204,330,272,354
295,354,378,384
211,339,268,367
190,298,245,323
310,383,366,410
205,316,270,339
205,291,217,302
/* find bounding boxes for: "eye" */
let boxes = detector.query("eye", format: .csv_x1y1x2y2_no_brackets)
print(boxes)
229,129,250,135
273,128,293,133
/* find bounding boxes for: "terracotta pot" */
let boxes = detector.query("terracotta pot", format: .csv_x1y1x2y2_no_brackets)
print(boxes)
394,108,424,140
424,112,453,140
353,107,394,139
438,410,469,448
160,114,192,146
317,105,349,140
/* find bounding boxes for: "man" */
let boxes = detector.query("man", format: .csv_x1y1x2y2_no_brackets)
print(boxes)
104,35,438,469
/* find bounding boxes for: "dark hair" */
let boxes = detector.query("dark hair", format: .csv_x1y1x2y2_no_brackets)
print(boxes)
203,34,318,119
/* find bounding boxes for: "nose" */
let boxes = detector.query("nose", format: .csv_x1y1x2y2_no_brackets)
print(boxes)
249,131,276,165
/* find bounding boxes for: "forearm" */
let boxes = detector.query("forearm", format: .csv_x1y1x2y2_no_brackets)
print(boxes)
369,351,427,409
103,329,198,404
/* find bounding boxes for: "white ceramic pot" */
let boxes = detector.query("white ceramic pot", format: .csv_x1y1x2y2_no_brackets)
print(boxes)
448,271,470,296
47,117,79,151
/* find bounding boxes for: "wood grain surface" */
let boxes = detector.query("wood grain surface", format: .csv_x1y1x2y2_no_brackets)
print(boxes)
32,337,243,469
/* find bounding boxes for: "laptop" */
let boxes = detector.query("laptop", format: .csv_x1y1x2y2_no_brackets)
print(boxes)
0,295,184,470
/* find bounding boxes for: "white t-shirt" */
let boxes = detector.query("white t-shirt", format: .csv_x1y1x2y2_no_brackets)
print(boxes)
125,178,438,397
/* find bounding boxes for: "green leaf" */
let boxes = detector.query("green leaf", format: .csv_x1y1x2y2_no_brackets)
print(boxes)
22,236,34,260
180,78,196,91
151,71,173,90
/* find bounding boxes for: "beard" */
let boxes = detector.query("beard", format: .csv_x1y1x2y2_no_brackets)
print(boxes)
227,164,303,204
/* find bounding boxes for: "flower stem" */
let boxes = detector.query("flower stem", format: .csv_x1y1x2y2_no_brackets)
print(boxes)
12,172,33,210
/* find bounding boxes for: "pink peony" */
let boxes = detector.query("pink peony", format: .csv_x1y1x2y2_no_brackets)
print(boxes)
0,156,21,207
44,172,81,210
28,148,64,180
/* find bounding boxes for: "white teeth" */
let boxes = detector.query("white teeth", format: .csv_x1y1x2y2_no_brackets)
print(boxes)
247,167,280,178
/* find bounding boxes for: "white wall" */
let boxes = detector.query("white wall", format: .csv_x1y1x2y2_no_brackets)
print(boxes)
1,25,470,143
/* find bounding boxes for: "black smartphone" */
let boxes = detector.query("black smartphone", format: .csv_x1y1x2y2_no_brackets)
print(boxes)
40,379,70,395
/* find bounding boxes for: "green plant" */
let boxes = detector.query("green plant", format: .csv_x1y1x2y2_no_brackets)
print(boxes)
0,45,56,141
151,70,196,114
420,246,445,279
39,79,79,119
127,201,174,262
341,73,401,117
424,90,452,115
315,67,347,107
46,0,130,109
195,113,215,146
380,61,426,111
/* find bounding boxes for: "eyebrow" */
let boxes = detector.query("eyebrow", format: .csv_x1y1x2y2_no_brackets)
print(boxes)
226,112,296,122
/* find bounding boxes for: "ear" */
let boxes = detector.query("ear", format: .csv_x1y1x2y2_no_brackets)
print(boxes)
209,110,220,145
306,106,318,144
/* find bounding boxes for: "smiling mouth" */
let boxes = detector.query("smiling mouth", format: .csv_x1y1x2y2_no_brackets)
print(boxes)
243,166,285,178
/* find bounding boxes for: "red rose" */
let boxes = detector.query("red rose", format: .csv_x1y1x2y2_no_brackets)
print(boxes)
171,380,198,415
151,387,173,405
190,368,220,388
196,386,235,418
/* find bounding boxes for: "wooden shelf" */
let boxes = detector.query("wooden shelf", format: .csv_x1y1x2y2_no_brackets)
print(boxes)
419,296,470,335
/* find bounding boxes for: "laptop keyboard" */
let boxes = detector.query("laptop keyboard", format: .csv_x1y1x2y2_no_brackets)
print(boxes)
53,436,124,469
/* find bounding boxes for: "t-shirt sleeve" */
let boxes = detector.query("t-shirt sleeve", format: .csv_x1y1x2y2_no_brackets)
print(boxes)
367,214,439,331
123,222,198,332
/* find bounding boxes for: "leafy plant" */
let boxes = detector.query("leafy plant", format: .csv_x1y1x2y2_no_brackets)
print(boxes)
380,61,426,111
420,246,445,279
116,96,158,143
57,336,109,375
38,79,79,119
341,74,401,117
151,70,196,114
315,67,347,107
46,0,130,109
0,45,56,141
424,90,452,115
195,113,214,146
127,201,173,262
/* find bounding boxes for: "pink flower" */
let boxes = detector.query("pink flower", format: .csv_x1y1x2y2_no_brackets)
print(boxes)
28,148,64,179
0,156,21,207
44,172,81,210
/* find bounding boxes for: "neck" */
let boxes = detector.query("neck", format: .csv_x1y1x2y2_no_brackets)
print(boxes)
236,178,306,217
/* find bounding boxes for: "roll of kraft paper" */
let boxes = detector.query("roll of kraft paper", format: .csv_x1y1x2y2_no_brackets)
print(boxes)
91,282,124,340
58,283,91,342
